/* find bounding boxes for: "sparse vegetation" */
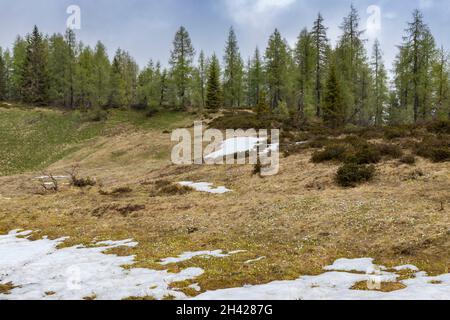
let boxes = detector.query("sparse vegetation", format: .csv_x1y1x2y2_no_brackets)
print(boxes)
151,180,193,196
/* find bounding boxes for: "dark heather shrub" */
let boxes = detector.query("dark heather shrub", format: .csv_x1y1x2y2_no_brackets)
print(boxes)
426,120,450,135
347,144,381,165
400,155,416,165
311,144,349,163
336,163,376,187
376,144,403,159
415,136,450,162
384,127,410,140
429,148,450,162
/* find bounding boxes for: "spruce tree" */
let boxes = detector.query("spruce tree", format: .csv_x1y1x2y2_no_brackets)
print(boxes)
93,41,111,108
11,36,27,101
265,29,289,110
21,26,50,105
371,39,388,126
294,28,315,119
394,10,437,123
206,54,222,110
323,59,345,128
0,48,6,101
223,27,244,108
311,13,329,118
169,26,195,109
247,47,264,107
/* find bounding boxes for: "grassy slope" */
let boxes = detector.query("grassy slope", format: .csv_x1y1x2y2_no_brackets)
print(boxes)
0,104,448,298
0,105,189,176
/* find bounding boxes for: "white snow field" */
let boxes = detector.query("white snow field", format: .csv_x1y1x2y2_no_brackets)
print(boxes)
0,230,203,300
2,230,449,300
178,181,231,194
204,136,279,161
194,258,450,300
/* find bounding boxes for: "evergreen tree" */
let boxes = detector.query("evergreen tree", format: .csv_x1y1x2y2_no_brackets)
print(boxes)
255,89,269,117
93,41,111,108
394,10,436,123
0,48,6,101
311,13,330,118
247,47,264,107
21,26,50,105
198,50,207,109
11,36,27,101
108,50,126,108
75,45,96,109
223,27,244,108
336,5,369,124
432,47,450,119
206,54,222,110
371,39,389,126
323,58,345,128
1,49,13,101
265,29,289,110
294,28,315,119
169,26,195,109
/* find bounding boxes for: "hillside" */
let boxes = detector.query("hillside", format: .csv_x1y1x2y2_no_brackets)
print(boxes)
0,104,449,299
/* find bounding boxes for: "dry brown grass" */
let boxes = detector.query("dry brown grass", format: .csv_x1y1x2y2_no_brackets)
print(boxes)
0,124,449,294
351,281,407,292
0,282,17,294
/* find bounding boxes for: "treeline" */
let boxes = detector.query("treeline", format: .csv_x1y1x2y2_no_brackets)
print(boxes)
0,6,449,127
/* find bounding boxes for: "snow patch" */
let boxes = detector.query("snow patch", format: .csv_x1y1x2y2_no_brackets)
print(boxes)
244,256,266,264
204,137,279,161
0,230,203,300
179,181,231,194
194,258,450,300
159,250,245,266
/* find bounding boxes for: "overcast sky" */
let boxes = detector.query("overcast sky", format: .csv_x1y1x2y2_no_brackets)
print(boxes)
0,0,449,71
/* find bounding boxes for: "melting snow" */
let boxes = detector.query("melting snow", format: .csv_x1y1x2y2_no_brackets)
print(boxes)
2,230,449,300
244,256,266,264
179,181,231,194
0,230,203,300
194,258,450,300
159,250,245,266
204,137,279,161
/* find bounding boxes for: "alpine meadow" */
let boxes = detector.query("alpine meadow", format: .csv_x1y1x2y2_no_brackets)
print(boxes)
0,1,449,304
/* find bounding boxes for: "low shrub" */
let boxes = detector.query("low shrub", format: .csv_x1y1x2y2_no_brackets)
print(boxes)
399,155,416,165
376,143,403,159
82,108,108,122
151,180,193,196
209,112,272,130
384,127,411,140
311,144,349,163
429,148,450,162
415,136,450,162
71,176,96,188
335,163,376,187
426,120,450,135
347,144,382,165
